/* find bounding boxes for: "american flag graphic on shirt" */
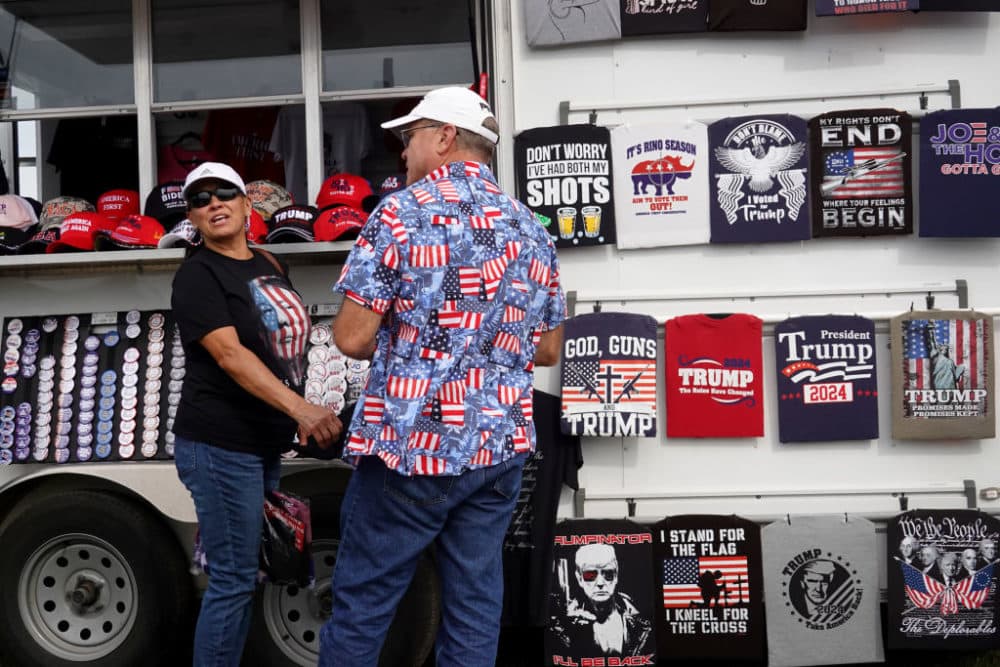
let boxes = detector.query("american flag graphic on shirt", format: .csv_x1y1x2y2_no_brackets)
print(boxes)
662,556,751,608
335,161,566,475
823,147,905,199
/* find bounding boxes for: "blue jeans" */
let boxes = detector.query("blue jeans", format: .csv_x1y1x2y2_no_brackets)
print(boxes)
174,436,280,667
318,453,526,667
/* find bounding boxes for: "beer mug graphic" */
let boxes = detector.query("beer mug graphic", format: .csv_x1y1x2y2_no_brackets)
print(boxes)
556,207,577,240
581,206,602,238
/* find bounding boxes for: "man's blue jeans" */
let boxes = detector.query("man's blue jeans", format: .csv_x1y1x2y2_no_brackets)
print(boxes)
174,436,280,667
319,453,526,667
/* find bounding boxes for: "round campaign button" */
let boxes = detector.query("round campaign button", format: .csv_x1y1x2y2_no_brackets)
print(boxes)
123,347,140,364
165,431,175,445
24,329,40,345
325,375,347,394
77,430,93,446
64,315,80,331
1,433,12,449
310,325,331,346
147,340,165,355
118,431,134,446
84,335,101,352
121,395,137,411
32,448,49,462
308,362,329,381
0,406,14,421
37,388,54,404
120,420,136,434
6,318,23,335
98,408,115,422
95,443,112,459
146,352,163,369
14,446,29,461
169,368,185,382
21,346,36,361
125,310,141,325
79,386,96,401
83,351,99,365
54,448,70,464
78,398,95,413
0,449,13,465
348,359,369,373
80,373,97,389
81,365,97,379
76,446,92,462
77,419,93,434
57,407,73,423
96,428,112,444
148,328,165,343
57,394,73,409
1,421,13,436
2,377,17,393
141,442,158,458
305,379,323,397
121,386,137,401
164,443,174,458
324,391,346,414
168,380,184,394
16,402,30,415
101,370,117,386
41,317,58,333
119,443,136,459
55,434,70,449
39,357,56,372
123,361,139,376
142,428,158,443
121,407,137,422
327,359,347,375
59,367,76,382
99,396,116,412
59,355,75,370
4,361,19,377
146,367,163,382
4,334,21,350
167,394,180,407
96,421,113,435
20,364,37,379
122,374,138,388
4,348,19,364
58,379,74,395
308,346,329,365
143,404,160,418
170,355,185,369
61,341,78,357
103,331,120,347
15,424,30,439
144,393,160,408
143,416,159,431
148,313,165,330
167,404,177,419
172,345,184,357
99,385,116,399
63,329,79,344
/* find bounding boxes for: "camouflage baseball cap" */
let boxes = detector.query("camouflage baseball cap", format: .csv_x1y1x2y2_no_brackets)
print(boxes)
245,180,293,221
39,196,96,231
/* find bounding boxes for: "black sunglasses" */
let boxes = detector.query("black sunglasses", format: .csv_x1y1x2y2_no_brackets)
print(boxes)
399,124,442,148
187,186,242,209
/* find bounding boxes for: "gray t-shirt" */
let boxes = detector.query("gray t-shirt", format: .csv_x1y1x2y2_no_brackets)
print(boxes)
525,0,621,46
763,515,884,667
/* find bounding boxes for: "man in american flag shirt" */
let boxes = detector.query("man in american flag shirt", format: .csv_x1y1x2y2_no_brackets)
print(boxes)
319,87,565,667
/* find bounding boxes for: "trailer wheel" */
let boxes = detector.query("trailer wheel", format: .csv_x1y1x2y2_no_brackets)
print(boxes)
244,495,440,667
0,489,192,667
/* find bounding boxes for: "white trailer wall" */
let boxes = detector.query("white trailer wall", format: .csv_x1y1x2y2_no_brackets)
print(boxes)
493,4,1000,521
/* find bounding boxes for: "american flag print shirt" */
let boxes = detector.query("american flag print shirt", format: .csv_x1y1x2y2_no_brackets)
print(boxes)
335,161,566,476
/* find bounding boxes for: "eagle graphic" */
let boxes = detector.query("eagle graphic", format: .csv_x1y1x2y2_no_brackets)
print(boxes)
713,139,806,192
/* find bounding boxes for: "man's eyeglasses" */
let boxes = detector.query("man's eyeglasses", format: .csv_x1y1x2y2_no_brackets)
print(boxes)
399,124,442,148
187,186,242,209
579,568,618,582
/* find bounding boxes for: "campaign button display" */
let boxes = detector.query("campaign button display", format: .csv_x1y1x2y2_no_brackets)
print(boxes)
125,310,141,325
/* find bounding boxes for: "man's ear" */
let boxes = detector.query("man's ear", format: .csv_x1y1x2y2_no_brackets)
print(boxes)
437,124,458,155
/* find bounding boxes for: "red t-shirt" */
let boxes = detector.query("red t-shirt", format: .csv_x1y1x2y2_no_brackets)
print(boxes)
202,107,284,184
665,314,763,437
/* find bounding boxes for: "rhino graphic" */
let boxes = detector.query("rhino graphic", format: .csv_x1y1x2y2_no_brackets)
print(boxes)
631,155,695,196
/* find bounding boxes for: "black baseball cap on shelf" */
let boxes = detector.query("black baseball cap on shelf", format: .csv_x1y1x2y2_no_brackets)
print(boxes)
0,226,36,254
144,181,187,227
265,205,318,244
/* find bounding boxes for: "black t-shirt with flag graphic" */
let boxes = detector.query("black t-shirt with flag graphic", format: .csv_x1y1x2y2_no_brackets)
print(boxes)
653,514,765,662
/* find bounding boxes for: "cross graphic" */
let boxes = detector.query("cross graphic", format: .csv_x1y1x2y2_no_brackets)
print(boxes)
596,365,623,404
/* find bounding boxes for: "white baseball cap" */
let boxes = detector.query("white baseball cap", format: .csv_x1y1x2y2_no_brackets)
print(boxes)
182,162,247,199
381,87,499,145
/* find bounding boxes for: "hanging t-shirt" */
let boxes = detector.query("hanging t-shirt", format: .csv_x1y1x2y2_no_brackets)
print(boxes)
810,108,913,238
560,312,658,437
665,314,763,438
774,315,878,442
653,515,765,662
888,510,1000,650
612,121,710,248
515,124,616,249
816,0,918,14
763,515,884,667
202,106,285,185
269,103,371,204
47,117,140,205
890,310,995,440
708,0,807,30
546,519,657,665
919,109,1000,237
708,114,810,243
524,0,622,46
157,145,216,185
502,390,584,627
620,0,708,35
171,248,310,454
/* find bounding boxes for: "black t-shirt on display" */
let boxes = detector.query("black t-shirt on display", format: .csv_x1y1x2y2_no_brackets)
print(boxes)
708,0,807,30
47,117,140,204
171,247,309,454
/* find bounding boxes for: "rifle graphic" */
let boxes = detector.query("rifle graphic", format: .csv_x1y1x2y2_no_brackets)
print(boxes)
821,152,907,196
615,364,651,403
568,364,601,401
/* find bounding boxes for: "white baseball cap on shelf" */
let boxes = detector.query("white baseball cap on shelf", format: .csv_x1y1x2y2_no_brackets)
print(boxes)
381,87,498,145
182,162,247,199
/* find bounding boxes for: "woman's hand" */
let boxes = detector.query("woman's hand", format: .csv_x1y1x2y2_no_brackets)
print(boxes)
292,401,343,449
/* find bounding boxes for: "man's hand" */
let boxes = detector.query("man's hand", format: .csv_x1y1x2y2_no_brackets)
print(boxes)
293,401,343,449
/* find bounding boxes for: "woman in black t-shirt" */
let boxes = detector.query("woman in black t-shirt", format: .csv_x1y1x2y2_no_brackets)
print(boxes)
170,162,342,665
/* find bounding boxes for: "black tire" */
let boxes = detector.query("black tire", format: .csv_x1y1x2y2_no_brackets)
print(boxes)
0,489,193,667
244,493,440,667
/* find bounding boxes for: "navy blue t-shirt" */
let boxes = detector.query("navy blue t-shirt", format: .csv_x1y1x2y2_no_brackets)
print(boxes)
774,315,878,442
709,114,810,244
919,109,1000,237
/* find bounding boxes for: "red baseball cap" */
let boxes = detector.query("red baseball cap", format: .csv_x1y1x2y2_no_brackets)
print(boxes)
94,214,165,250
96,189,141,222
316,173,378,212
46,212,115,253
314,206,366,242
246,209,268,244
